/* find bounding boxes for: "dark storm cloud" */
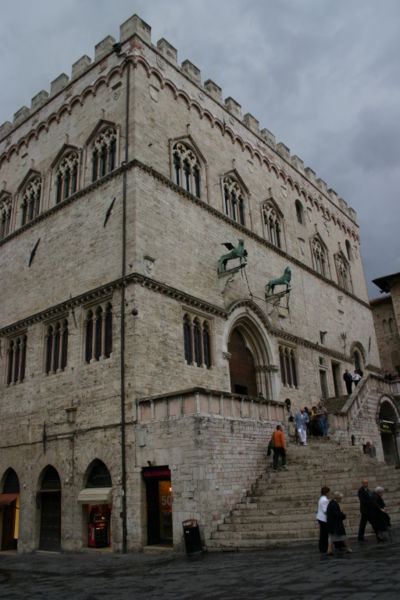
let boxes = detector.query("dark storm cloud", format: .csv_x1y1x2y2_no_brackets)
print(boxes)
1,0,399,297
351,107,400,171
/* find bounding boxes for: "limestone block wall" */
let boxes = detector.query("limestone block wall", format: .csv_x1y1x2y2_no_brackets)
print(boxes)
135,413,275,547
128,166,380,377
0,178,123,328
131,48,367,302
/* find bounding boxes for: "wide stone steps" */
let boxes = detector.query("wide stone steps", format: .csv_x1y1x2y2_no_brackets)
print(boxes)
228,505,400,524
208,440,400,551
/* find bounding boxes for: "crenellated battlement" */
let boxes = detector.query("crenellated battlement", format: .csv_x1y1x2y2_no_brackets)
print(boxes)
0,13,354,218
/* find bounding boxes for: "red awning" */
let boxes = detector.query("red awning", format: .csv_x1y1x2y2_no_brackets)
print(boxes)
0,493,18,506
142,467,171,479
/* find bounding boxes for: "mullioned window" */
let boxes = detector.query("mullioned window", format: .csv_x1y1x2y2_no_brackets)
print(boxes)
183,313,212,368
84,303,113,363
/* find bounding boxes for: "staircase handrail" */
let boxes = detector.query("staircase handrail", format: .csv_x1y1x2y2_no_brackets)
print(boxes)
340,373,400,425
340,373,375,421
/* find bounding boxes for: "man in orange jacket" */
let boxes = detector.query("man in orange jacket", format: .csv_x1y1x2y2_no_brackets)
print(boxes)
272,424,287,472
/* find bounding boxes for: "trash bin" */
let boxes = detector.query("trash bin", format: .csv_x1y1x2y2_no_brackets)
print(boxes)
182,519,202,555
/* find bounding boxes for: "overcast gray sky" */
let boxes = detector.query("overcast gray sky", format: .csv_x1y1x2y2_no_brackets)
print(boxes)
1,0,399,298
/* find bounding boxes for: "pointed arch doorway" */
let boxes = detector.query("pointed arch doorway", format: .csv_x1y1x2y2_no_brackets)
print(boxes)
228,329,257,396
226,311,275,401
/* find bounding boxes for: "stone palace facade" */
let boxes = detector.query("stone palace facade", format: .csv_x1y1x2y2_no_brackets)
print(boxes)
1,14,398,553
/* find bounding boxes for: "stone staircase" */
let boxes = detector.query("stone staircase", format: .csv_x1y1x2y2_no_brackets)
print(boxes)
207,439,400,551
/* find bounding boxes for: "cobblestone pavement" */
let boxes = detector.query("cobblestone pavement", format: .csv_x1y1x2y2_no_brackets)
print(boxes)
1,533,400,600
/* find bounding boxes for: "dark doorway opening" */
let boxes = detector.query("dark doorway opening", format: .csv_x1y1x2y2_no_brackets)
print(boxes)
143,467,172,546
228,329,257,396
39,466,61,551
331,362,341,397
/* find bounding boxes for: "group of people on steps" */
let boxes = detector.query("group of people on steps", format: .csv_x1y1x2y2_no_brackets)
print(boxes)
267,422,391,554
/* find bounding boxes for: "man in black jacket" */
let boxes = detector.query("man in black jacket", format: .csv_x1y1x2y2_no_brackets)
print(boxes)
357,478,376,541
343,369,353,395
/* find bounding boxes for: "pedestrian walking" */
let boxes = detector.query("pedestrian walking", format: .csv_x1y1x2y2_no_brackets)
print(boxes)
316,401,328,436
327,491,352,555
353,370,361,386
357,478,375,541
371,487,391,542
271,425,287,472
316,486,330,553
294,408,309,445
343,369,353,395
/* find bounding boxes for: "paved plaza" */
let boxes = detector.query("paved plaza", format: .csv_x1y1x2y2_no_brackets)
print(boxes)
0,531,399,600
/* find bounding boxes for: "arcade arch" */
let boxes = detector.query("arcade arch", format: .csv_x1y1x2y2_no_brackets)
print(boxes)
38,465,62,551
0,468,20,550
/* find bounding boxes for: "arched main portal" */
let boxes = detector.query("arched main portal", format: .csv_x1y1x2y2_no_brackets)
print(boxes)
38,465,61,551
228,329,257,396
378,399,400,466
0,468,20,550
225,305,277,401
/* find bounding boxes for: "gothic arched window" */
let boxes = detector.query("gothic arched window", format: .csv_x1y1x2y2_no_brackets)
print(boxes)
21,177,41,226
223,176,245,225
311,237,328,277
335,253,352,292
55,152,79,204
263,201,283,249
92,127,117,182
173,142,201,198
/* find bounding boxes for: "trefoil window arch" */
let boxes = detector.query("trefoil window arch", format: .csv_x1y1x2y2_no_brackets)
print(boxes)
85,302,112,363
92,127,117,182
311,237,328,277
0,195,12,240
7,334,27,385
183,313,212,368
173,142,201,198
223,176,245,225
263,201,283,249
45,319,69,374
335,253,352,292
21,177,41,226
55,152,79,204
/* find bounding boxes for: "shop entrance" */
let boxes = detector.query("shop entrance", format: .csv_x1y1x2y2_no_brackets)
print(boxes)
38,466,61,551
78,459,112,549
0,468,20,551
143,467,172,546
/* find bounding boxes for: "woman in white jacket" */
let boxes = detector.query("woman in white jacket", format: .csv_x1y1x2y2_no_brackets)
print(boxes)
316,486,330,553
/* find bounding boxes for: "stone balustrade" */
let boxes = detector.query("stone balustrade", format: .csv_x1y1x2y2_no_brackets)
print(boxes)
136,387,285,423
